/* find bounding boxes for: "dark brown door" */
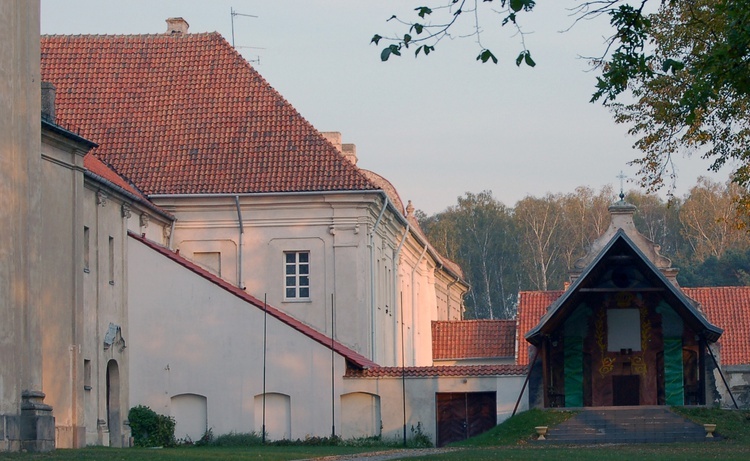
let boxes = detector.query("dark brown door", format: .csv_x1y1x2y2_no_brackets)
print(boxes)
436,392,496,447
613,375,640,406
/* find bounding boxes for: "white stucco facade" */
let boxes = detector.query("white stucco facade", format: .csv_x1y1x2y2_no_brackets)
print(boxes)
152,191,467,369
128,235,350,441
38,121,173,448
343,374,528,443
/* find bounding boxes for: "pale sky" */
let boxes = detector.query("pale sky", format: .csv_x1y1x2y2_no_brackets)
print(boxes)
40,0,729,214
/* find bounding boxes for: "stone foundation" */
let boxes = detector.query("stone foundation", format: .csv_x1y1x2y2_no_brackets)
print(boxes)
20,391,55,452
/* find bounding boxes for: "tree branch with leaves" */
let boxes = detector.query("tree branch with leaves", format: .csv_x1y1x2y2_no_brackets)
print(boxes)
373,1,750,208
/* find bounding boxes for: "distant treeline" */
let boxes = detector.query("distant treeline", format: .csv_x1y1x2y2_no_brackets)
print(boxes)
417,178,750,320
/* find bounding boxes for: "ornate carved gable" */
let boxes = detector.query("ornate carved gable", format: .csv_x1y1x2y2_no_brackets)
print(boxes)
571,198,678,285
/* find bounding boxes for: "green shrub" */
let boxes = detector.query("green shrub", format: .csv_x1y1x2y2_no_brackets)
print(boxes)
408,422,433,448
210,431,264,447
128,405,176,448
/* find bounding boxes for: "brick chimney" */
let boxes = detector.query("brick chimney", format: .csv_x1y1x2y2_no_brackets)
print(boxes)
322,131,358,165
166,17,189,34
342,143,358,165
41,82,56,122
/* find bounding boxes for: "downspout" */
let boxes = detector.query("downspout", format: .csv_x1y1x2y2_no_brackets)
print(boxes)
235,196,244,289
410,245,428,365
393,224,409,365
369,196,388,363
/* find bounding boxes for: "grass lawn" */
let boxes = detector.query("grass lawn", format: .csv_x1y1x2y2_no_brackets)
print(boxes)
0,445,387,461
1,408,749,460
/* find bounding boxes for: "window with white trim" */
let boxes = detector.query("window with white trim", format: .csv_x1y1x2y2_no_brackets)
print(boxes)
284,251,310,300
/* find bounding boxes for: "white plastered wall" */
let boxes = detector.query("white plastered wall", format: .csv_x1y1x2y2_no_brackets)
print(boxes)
343,374,528,445
127,236,348,440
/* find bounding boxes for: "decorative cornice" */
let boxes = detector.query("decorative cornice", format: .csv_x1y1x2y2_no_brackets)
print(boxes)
96,190,108,207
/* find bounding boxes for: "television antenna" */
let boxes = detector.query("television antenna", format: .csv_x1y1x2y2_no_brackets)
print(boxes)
230,7,258,48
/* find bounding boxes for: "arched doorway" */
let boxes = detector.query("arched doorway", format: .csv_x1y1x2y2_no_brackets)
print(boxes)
106,360,122,447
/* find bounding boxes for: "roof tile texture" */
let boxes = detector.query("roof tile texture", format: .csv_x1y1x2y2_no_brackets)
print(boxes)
686,287,750,366
516,287,750,366
41,33,377,196
432,320,515,360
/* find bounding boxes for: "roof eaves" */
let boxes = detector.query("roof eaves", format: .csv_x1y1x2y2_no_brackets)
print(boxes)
42,118,98,150
85,171,174,221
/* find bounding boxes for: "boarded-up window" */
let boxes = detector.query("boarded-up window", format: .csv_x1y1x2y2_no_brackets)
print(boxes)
193,251,221,276
608,308,641,352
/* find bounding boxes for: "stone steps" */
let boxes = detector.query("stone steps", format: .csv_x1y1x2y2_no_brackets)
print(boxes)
538,407,717,444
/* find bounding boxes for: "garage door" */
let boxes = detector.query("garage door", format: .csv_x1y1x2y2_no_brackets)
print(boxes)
436,392,496,447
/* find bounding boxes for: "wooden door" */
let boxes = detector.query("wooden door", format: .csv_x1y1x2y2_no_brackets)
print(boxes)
612,375,640,406
436,392,496,447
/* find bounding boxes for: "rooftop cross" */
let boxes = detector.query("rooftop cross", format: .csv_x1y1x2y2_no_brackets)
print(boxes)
617,170,628,201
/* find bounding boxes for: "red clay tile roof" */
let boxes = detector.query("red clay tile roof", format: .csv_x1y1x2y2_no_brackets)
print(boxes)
684,287,750,366
516,287,750,367
84,153,143,198
345,364,527,378
41,33,378,196
129,231,377,370
84,152,173,220
516,291,563,366
432,320,515,360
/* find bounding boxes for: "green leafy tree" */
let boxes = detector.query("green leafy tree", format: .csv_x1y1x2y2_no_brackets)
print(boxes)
513,193,567,291
678,249,750,287
374,1,750,201
678,177,750,262
610,0,750,197
559,186,615,271
419,191,522,319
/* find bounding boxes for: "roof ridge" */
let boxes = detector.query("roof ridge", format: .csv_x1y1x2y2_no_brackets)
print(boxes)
42,32,219,38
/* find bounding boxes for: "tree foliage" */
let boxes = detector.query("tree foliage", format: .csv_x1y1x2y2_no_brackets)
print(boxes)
374,1,750,200
420,191,521,319
419,179,750,319
610,0,750,197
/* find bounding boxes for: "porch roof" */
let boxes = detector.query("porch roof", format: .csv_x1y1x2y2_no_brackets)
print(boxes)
525,230,723,346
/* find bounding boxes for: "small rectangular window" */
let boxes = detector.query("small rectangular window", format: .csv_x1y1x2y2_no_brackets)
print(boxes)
83,359,92,391
193,251,222,276
284,251,310,300
108,236,115,285
608,308,641,352
83,226,90,273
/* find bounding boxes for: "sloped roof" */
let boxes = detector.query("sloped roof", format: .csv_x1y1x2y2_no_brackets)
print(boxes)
345,364,527,378
516,286,750,367
516,290,563,366
41,33,377,196
686,287,750,366
525,230,723,346
432,320,515,360
129,231,377,370
83,153,173,220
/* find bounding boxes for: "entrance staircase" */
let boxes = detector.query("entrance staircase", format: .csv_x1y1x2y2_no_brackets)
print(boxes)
541,407,714,444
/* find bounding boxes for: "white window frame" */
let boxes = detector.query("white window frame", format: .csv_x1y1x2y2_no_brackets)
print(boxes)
284,251,310,301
